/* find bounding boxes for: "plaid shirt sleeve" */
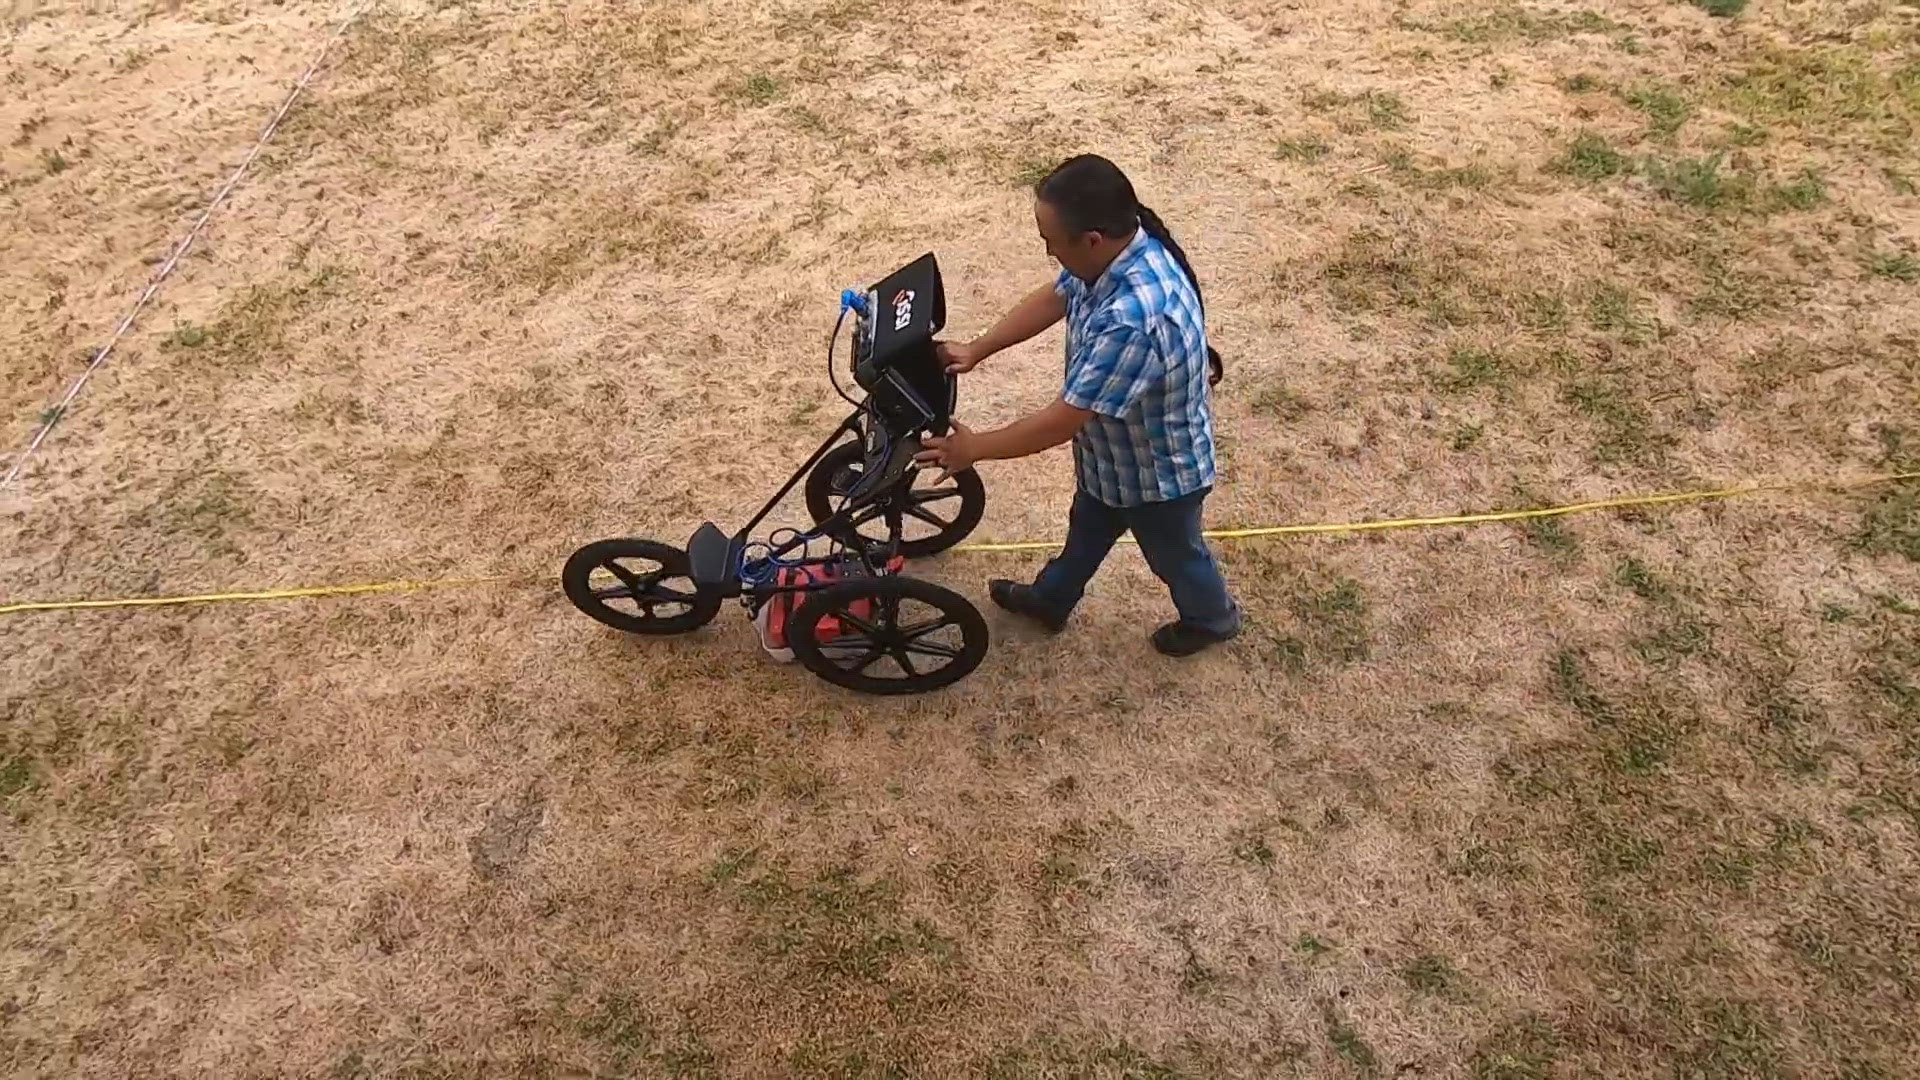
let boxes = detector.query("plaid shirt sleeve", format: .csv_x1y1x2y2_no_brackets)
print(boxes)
1062,321,1160,419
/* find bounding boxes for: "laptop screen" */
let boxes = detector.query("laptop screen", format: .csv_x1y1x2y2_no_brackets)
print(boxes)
856,251,953,434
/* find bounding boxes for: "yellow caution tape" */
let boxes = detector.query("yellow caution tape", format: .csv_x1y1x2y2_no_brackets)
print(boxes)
950,472,1919,553
1,473,1913,615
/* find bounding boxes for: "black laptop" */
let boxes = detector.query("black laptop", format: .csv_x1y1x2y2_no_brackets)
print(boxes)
854,252,955,438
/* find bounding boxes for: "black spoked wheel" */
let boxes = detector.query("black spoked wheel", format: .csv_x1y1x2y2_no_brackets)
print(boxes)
787,576,989,695
804,439,984,558
561,538,721,635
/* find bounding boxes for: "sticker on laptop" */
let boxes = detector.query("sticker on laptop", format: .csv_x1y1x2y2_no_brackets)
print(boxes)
892,289,915,331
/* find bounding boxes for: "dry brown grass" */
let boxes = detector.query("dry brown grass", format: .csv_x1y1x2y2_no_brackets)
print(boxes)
4,0,1920,1076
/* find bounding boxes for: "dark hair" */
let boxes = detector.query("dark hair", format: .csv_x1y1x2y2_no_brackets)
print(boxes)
1035,154,1223,386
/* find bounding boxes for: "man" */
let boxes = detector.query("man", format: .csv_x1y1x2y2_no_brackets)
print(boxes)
913,154,1242,657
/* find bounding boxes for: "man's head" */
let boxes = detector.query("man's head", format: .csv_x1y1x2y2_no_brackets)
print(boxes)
1033,154,1140,283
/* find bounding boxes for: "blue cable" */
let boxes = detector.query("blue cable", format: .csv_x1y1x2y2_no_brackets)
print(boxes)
767,527,805,555
739,528,816,587
738,543,777,586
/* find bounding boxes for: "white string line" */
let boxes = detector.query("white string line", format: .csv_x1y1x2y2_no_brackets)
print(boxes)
1,1,372,490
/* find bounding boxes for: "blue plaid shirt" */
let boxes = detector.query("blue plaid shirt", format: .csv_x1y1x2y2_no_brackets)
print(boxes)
1056,227,1217,507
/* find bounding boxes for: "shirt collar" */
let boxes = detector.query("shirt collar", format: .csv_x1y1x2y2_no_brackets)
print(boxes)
1088,225,1152,300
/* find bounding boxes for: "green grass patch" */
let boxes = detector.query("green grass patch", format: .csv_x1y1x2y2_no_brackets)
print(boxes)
1312,229,1554,329
1643,152,1752,209
1586,282,1653,338
1557,136,1820,220
1868,253,1919,282
1384,147,1493,189
1852,483,1919,562
0,753,32,799
1250,382,1313,421
162,324,210,350
1287,578,1371,663
1512,489,1579,558
1169,924,1222,997
713,853,959,990
1551,650,1612,727
1518,290,1570,330
174,265,351,363
1550,651,1696,774
1437,346,1511,392
1553,132,1629,180
1402,954,1461,994
1871,424,1914,469
1276,135,1331,162
1322,1003,1379,1072
1367,91,1411,130
1680,1000,1786,1078
1769,169,1827,210
1613,556,1674,603
1564,380,1666,465
1632,618,1712,667
1268,634,1310,673
580,993,718,1077
1863,650,1920,726
1688,0,1749,16
733,72,782,105
1718,45,1918,146
1302,87,1410,131
1408,5,1628,44
1623,85,1693,138
1578,815,1666,877
1691,257,1786,318
141,469,256,556
1314,229,1495,325
1751,693,1828,777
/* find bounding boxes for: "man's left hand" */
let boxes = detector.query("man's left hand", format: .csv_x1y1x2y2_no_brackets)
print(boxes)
915,420,980,481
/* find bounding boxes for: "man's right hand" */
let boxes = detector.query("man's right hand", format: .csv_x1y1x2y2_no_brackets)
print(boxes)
937,340,986,374
938,282,1066,374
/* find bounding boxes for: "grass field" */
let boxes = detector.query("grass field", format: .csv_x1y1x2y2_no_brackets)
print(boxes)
3,0,1919,1076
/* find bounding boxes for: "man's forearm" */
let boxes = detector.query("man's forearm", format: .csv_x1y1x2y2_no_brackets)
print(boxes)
971,398,1089,462
969,283,1066,359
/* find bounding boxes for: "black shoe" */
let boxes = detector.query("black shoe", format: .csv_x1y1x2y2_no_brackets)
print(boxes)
988,579,1069,633
1151,619,1240,657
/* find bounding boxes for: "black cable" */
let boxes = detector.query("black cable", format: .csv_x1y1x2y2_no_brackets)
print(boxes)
826,305,863,409
822,303,870,527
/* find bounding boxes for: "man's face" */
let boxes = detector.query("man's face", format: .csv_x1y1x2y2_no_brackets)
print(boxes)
1035,197,1103,282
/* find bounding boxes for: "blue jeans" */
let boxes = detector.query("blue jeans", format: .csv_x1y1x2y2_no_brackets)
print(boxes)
1030,486,1241,635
